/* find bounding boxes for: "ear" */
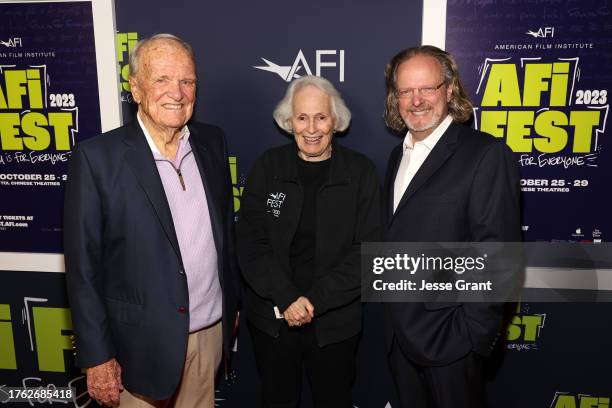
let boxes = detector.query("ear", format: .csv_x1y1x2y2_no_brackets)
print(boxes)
446,82,453,103
129,76,141,104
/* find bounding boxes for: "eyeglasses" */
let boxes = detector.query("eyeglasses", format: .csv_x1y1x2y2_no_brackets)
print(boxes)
394,81,446,99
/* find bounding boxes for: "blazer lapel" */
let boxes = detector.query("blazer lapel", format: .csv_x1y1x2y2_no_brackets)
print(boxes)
189,128,224,254
385,144,403,225
122,123,182,261
392,122,461,218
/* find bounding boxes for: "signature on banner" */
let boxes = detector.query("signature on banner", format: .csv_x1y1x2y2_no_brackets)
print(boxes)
0,151,71,166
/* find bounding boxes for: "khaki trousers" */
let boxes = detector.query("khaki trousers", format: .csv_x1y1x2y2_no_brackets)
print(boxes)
119,320,223,408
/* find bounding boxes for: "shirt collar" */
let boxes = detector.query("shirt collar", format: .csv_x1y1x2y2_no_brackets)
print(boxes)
137,113,190,157
402,114,453,152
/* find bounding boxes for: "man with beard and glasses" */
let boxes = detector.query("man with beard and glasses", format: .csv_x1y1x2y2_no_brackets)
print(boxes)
381,45,521,408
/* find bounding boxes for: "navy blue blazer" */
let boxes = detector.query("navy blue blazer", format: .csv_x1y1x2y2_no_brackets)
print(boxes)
383,121,521,365
64,121,240,400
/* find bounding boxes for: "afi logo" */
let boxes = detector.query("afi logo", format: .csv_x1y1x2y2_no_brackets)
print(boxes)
254,49,345,82
551,393,609,408
0,38,22,47
526,27,554,38
266,192,286,218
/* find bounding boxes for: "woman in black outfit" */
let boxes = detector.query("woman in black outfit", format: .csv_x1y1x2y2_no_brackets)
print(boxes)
237,75,381,408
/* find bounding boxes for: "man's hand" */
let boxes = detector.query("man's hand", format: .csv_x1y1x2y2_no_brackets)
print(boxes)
283,296,315,327
86,358,123,407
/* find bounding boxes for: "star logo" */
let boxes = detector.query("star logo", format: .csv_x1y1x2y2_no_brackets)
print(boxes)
254,50,310,82
526,30,542,38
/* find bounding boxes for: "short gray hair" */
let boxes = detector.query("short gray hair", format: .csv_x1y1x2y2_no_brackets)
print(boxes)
273,76,351,133
129,33,195,78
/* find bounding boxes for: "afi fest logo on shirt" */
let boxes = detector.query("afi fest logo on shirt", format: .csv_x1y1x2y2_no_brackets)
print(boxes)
254,49,345,82
266,192,286,218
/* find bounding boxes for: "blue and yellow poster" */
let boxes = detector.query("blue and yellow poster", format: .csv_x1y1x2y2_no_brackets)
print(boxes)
0,1,100,253
447,0,610,243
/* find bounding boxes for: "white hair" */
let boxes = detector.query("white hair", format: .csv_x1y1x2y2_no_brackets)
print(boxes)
129,33,195,78
273,75,352,133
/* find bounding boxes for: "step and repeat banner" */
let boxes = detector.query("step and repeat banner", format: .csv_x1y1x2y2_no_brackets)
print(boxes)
446,0,611,244
0,0,121,406
444,0,612,405
0,1,101,253
0,0,610,407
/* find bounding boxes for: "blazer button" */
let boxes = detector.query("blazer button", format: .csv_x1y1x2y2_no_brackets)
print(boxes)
178,268,185,275
177,306,187,314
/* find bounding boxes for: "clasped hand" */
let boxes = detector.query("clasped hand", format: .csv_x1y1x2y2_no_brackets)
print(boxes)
283,296,314,327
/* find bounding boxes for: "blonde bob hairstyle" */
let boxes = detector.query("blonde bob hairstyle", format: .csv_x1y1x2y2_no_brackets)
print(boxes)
273,75,351,133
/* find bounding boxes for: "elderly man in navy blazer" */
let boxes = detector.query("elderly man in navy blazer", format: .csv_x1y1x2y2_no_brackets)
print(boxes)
64,34,239,407
382,45,521,408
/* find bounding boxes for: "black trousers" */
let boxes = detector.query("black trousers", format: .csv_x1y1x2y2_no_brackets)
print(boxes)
249,321,358,408
389,337,486,408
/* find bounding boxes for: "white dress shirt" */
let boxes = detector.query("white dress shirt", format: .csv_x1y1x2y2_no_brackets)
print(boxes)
393,115,453,213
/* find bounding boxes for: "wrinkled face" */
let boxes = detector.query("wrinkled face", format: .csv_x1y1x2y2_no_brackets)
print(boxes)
129,40,196,136
291,85,335,162
395,55,452,140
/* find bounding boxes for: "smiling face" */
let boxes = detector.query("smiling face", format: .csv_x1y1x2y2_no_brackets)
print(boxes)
395,55,452,141
129,39,196,138
291,85,335,162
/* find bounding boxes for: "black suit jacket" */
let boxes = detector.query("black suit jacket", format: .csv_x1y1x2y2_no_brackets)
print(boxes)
64,121,240,400
383,121,521,365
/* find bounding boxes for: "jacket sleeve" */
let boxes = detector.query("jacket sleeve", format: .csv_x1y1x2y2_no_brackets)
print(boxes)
463,140,522,354
306,161,382,316
63,147,116,368
468,140,521,243
236,156,300,311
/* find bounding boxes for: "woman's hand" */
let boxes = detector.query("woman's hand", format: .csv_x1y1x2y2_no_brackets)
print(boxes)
283,296,315,326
